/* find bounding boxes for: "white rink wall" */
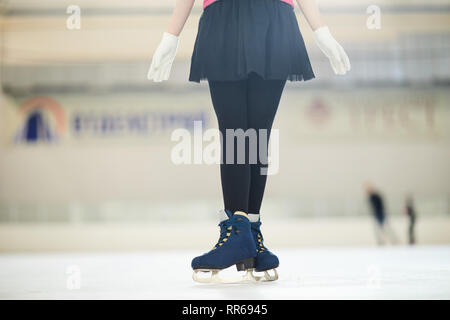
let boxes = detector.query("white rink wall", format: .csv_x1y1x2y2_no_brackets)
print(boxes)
0,216,449,252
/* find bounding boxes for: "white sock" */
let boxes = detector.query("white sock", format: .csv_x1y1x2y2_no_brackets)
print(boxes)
247,213,260,223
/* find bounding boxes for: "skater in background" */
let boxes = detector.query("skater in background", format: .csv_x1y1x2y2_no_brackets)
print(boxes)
148,0,350,283
405,194,417,245
365,183,398,246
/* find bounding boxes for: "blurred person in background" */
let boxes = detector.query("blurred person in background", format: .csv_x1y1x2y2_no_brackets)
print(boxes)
365,183,398,246
405,194,417,245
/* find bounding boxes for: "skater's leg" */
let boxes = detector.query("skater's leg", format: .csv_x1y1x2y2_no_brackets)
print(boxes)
374,221,385,246
238,73,285,280
246,73,286,214
208,79,250,214
409,216,416,245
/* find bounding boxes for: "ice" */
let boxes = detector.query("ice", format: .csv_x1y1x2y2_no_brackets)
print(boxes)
0,246,449,299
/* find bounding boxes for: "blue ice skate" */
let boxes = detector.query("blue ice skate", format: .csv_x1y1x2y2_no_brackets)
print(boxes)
192,210,257,283
250,218,279,281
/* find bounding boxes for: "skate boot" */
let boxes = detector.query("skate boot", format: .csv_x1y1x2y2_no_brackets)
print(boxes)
248,214,279,281
192,210,257,283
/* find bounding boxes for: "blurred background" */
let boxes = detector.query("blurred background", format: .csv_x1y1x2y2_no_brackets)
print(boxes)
0,0,449,252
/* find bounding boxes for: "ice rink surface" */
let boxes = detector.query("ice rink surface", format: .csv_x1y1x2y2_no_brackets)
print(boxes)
1,245,449,300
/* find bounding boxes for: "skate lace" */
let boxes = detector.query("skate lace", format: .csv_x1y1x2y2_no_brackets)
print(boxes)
212,220,233,250
253,221,267,253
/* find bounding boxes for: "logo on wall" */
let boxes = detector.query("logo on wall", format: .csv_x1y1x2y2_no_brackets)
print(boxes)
13,96,67,144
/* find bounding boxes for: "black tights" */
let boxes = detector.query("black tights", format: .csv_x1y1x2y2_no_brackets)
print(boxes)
208,73,286,214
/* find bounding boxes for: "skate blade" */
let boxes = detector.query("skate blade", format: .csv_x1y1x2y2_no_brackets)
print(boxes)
253,269,279,282
193,269,258,284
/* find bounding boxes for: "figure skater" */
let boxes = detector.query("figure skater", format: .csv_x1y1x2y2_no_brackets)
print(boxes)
148,0,350,283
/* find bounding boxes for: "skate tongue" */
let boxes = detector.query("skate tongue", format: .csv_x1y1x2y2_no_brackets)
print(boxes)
218,209,232,222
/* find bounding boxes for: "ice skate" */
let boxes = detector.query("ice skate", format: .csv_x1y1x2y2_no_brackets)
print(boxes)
248,214,279,282
191,210,258,284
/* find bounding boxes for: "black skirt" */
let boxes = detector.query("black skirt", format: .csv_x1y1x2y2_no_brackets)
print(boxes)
189,0,315,83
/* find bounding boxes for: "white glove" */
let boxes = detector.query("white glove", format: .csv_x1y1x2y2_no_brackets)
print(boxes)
314,26,351,75
147,32,179,82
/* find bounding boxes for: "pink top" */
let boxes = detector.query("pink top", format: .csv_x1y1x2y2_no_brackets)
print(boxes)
204,0,294,9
